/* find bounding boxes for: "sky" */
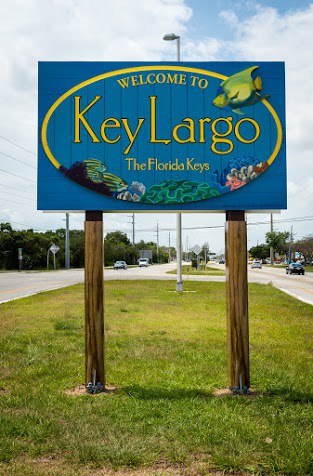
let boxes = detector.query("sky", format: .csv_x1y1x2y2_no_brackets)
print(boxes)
0,0,313,256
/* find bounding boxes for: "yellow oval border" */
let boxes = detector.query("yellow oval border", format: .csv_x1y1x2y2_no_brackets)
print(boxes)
41,65,283,170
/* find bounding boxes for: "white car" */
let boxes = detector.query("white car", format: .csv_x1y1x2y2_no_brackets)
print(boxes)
114,260,127,270
251,261,262,269
138,258,149,267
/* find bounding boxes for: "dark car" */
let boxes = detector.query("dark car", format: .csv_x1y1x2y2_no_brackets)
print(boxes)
114,260,127,270
219,259,225,264
286,263,305,275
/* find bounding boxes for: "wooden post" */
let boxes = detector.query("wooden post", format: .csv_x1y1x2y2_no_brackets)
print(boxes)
225,210,250,392
85,211,105,387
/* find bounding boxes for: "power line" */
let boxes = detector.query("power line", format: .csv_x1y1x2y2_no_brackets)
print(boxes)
0,220,33,228
0,196,33,206
1,213,312,235
0,135,37,156
0,167,36,183
0,150,37,169
0,183,34,195
131,214,313,234
288,182,313,201
0,190,35,202
298,188,313,202
248,215,313,226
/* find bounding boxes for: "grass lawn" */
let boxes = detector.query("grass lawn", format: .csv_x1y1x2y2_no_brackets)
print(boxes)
0,281,312,476
167,265,225,276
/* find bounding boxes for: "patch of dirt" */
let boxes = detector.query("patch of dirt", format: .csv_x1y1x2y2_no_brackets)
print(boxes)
212,388,261,399
0,387,9,395
0,458,253,476
64,384,118,396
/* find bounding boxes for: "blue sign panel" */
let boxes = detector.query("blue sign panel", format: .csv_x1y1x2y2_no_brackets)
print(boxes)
38,61,286,211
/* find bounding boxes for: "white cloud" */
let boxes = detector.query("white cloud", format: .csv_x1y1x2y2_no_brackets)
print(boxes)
217,3,313,176
174,3,313,190
0,0,192,132
0,0,192,233
182,3,313,243
218,10,239,26
1,1,312,247
183,38,224,61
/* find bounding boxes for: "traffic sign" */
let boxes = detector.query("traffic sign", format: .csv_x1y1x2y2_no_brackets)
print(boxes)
191,245,201,255
49,244,59,254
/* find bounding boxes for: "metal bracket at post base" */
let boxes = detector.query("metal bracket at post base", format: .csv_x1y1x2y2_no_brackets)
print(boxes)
86,382,105,394
231,387,250,396
230,386,250,396
229,370,250,395
86,368,105,394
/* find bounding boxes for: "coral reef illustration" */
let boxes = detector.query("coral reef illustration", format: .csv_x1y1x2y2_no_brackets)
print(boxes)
59,156,269,204
140,180,220,204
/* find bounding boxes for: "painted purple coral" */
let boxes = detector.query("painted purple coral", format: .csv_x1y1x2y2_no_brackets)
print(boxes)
60,162,112,196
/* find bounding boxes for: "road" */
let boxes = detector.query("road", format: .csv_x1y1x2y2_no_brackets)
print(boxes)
0,269,85,304
0,263,313,305
248,264,313,305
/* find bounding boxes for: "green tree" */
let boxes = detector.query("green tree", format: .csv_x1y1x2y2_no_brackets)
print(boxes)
0,223,14,269
294,235,313,264
105,231,130,245
265,231,290,258
104,231,134,266
70,230,85,268
249,244,270,261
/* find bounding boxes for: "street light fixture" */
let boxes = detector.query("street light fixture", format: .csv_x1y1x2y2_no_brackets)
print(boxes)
163,32,182,292
163,33,180,61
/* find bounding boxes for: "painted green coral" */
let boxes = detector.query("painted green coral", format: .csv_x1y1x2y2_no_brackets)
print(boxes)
140,180,221,204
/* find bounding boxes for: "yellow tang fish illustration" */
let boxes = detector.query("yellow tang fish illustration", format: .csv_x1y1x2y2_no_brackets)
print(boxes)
213,66,269,115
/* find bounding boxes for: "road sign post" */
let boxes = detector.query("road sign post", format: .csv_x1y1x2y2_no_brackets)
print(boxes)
38,61,286,394
191,245,201,270
225,211,250,393
84,211,105,389
18,248,23,272
48,244,59,270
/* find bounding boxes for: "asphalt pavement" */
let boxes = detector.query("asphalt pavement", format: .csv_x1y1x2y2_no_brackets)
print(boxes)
0,263,313,305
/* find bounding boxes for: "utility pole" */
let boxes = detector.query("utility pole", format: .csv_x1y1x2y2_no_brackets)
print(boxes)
65,213,70,269
186,236,189,262
156,222,159,263
270,213,274,265
168,232,171,263
288,226,294,262
127,213,136,264
127,213,135,245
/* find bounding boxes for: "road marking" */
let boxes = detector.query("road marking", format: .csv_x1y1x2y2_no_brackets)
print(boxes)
0,286,31,294
299,287,313,295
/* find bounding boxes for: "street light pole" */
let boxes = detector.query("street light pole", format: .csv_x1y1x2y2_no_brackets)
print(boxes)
270,213,274,265
163,33,183,292
176,36,180,61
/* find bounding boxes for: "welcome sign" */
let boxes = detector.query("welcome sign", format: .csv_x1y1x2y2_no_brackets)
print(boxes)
38,61,286,211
